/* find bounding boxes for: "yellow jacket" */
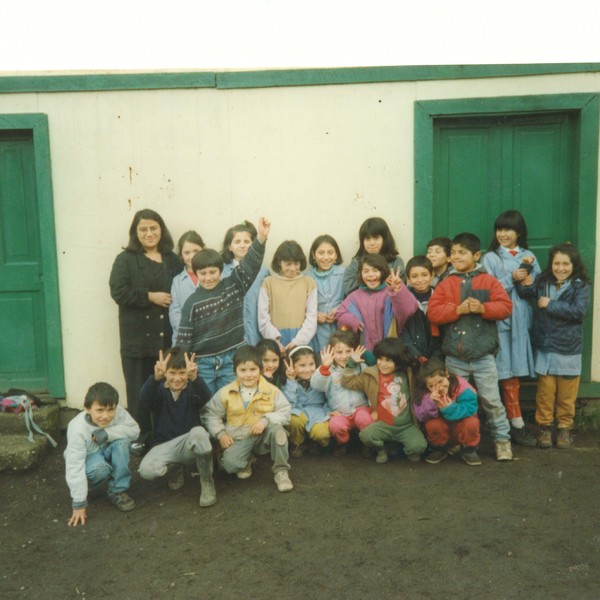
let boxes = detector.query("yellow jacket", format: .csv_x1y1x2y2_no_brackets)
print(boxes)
202,376,291,441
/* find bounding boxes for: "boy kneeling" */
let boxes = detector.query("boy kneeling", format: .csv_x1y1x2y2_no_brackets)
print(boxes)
138,348,216,506
64,382,140,526
202,345,293,492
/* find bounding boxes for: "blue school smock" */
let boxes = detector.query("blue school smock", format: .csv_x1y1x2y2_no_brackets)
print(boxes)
481,247,540,380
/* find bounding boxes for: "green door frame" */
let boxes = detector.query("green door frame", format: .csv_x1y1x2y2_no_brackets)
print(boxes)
414,93,600,395
0,113,65,397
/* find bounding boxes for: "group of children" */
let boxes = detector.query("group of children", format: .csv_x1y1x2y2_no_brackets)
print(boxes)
65,211,591,525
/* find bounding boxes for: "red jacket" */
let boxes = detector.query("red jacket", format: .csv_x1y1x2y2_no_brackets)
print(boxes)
428,267,512,360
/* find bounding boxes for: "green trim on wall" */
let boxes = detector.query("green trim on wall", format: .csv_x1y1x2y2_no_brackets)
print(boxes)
414,93,599,385
0,113,65,397
1,63,599,94
0,72,215,94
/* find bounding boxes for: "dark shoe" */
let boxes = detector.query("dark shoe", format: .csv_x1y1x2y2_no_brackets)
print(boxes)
108,491,135,512
307,441,324,456
425,449,448,464
537,427,553,449
291,444,305,458
332,443,348,457
461,448,482,466
361,445,373,459
510,425,537,447
555,428,572,449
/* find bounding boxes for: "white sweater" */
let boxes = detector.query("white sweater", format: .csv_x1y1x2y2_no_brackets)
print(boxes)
64,406,139,506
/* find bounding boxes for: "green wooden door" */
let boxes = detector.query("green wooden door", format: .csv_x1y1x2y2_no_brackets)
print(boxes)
0,131,49,392
432,112,577,258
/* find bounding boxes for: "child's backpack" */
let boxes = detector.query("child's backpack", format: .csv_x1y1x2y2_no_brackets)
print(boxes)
0,389,57,447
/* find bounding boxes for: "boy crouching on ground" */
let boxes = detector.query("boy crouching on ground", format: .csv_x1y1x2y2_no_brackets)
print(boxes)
202,345,294,492
138,348,216,507
64,382,140,526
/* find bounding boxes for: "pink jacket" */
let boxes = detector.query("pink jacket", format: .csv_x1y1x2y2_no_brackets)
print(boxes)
334,284,418,350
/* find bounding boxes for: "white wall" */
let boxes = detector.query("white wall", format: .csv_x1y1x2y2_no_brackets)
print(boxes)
1,70,600,406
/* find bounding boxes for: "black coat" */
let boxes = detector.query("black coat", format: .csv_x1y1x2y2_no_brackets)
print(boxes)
109,250,182,357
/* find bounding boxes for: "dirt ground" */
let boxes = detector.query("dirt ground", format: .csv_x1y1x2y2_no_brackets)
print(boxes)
1,424,599,600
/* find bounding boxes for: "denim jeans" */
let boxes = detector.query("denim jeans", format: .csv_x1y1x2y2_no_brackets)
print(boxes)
195,349,236,395
85,438,132,494
445,354,510,441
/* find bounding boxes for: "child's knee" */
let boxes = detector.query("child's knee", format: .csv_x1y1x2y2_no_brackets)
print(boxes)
88,462,111,485
187,426,212,454
138,456,167,480
221,447,247,473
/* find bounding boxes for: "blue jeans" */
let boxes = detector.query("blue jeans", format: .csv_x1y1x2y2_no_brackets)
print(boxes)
85,439,132,494
445,354,510,441
195,349,236,396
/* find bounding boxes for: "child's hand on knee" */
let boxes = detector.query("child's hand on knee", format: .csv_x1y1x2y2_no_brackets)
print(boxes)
219,433,234,449
250,419,267,436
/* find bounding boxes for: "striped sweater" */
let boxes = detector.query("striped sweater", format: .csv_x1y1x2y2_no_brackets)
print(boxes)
176,238,265,357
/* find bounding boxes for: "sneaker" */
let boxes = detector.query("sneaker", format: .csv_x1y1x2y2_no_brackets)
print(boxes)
495,439,513,461
274,470,294,492
555,428,572,449
108,491,135,512
461,448,482,466
236,455,256,479
425,449,448,465
291,444,305,458
167,465,184,491
361,445,373,459
375,449,389,464
333,443,348,457
537,427,553,449
510,425,537,447
307,441,324,456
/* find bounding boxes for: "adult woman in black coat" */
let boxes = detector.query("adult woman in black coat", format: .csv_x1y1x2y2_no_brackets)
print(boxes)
109,209,182,422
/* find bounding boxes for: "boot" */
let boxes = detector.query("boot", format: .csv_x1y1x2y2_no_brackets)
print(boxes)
537,426,553,449
196,454,217,507
555,428,572,449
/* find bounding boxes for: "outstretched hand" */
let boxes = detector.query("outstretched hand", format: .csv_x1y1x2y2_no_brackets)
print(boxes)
350,345,367,364
257,217,271,243
320,345,335,369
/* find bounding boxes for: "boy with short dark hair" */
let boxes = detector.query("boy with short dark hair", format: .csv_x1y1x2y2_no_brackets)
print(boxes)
426,236,452,286
138,347,215,507
176,218,270,395
64,382,139,526
428,232,514,461
202,345,294,493
400,255,442,362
